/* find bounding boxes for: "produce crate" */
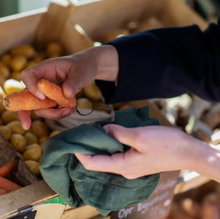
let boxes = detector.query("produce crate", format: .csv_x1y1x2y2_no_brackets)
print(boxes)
0,0,212,219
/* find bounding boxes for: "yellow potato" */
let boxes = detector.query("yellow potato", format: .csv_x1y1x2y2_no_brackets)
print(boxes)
92,101,111,113
0,125,11,140
24,132,38,145
84,83,102,101
30,111,42,121
39,136,48,144
49,130,61,138
76,98,93,109
10,55,27,71
33,52,46,63
1,54,11,67
23,147,42,162
10,133,26,152
0,99,6,115
2,111,19,124
46,42,62,57
75,89,84,99
40,143,44,151
25,160,40,175
31,120,49,138
10,72,21,81
7,121,26,135
3,79,24,95
10,45,35,58
0,62,10,79
0,75,6,86
48,53,60,59
26,143,42,154
25,61,38,69
0,119,3,126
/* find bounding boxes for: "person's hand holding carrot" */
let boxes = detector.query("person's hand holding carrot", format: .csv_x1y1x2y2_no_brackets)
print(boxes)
18,45,119,130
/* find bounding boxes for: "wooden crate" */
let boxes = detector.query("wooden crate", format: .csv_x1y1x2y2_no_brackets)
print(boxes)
0,0,211,219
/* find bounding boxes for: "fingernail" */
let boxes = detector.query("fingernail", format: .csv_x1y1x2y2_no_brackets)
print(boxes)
62,109,72,117
36,90,45,100
103,126,109,135
65,85,75,98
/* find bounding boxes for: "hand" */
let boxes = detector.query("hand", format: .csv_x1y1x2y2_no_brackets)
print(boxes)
18,45,118,130
75,125,193,179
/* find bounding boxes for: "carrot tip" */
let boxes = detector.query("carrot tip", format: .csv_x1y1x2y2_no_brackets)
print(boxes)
3,99,10,109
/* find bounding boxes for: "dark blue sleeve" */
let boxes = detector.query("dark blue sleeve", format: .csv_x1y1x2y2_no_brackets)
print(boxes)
96,17,220,104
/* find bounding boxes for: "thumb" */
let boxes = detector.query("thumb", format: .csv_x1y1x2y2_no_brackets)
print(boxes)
103,124,141,150
62,73,83,99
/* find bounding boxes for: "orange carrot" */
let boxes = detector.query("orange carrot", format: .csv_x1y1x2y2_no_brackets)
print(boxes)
0,176,21,192
3,90,57,111
0,188,8,196
37,79,76,108
0,157,18,177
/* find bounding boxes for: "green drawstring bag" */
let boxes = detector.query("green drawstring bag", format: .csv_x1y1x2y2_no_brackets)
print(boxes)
40,106,160,216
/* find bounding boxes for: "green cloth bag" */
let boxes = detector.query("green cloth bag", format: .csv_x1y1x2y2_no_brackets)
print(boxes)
40,106,160,216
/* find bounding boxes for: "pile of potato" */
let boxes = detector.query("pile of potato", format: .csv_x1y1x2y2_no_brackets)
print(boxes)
0,101,60,176
0,42,112,177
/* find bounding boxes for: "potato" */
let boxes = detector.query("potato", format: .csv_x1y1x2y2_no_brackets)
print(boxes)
10,72,21,81
0,99,6,115
24,132,38,145
48,53,60,58
39,136,48,144
92,101,111,113
2,111,19,124
46,42,62,57
0,75,5,86
7,121,25,135
49,130,61,138
30,111,42,121
84,83,102,101
0,119,3,126
10,45,35,58
76,98,93,109
25,61,38,69
25,160,40,175
0,125,11,140
0,62,10,78
75,89,84,99
31,120,49,138
33,52,46,63
23,147,42,162
1,54,11,67
10,134,26,152
3,79,24,95
26,143,42,154
10,55,27,71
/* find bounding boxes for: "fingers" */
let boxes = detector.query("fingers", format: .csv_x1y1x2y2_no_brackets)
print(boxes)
75,149,140,178
103,124,143,151
20,63,46,100
34,107,76,120
18,111,31,130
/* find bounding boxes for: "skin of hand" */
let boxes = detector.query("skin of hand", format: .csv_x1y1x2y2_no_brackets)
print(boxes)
75,125,220,183
18,45,119,130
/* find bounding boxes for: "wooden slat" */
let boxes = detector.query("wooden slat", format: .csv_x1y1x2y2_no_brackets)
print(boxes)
0,9,44,56
0,180,57,218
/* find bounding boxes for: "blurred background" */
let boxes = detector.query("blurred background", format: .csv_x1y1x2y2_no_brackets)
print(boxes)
0,0,220,22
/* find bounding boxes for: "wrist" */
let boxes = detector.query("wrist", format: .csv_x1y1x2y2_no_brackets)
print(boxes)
89,45,119,81
180,136,220,182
